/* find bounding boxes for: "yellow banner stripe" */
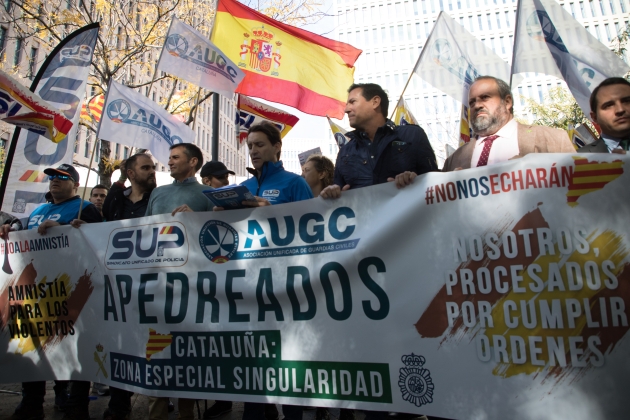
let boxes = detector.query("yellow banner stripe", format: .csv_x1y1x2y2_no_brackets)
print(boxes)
572,175,623,184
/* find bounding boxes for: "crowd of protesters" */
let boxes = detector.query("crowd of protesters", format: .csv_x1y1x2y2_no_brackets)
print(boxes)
0,75,628,420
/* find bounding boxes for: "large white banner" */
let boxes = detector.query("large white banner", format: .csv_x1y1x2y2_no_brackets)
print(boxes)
414,12,511,103
99,81,195,165
157,18,245,97
512,0,630,115
0,25,99,220
1,154,629,420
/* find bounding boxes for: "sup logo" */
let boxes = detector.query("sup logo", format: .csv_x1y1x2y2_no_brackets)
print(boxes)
199,220,239,263
398,354,434,408
105,222,188,269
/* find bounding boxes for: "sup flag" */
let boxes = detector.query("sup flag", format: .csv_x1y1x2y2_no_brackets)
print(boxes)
211,0,361,119
98,81,194,165
392,98,418,126
0,70,72,143
413,12,510,104
0,23,99,219
512,0,629,115
327,116,350,149
80,94,104,123
157,18,245,97
236,95,299,144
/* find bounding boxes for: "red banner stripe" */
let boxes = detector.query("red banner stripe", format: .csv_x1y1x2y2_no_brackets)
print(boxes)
237,70,346,119
217,0,361,66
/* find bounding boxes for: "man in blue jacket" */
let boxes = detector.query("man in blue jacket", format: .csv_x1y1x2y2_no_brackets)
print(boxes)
0,164,101,420
321,83,437,198
240,121,313,206
204,121,311,420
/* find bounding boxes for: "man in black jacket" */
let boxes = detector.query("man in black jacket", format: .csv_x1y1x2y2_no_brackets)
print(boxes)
578,77,630,153
99,153,155,420
321,83,437,198
102,153,156,222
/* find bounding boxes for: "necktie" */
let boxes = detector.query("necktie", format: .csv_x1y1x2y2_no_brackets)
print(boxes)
476,135,499,167
620,139,629,151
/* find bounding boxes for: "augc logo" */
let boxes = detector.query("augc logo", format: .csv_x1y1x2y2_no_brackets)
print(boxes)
199,220,239,263
105,222,188,269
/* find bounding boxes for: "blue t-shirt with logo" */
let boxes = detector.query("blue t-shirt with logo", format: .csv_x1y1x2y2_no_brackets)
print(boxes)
241,161,313,205
27,196,102,229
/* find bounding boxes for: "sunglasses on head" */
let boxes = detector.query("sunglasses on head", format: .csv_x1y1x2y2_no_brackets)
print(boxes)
48,174,74,181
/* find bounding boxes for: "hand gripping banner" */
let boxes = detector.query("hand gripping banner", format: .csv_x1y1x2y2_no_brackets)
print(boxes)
0,154,629,420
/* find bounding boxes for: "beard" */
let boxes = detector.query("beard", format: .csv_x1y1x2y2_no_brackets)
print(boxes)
136,176,157,191
471,112,499,132
471,102,509,135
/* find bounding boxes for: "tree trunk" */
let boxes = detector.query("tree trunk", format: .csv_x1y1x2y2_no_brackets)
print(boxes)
98,139,113,188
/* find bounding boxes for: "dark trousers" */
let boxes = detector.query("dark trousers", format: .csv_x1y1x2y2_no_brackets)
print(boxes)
21,380,89,409
243,403,303,420
108,387,134,416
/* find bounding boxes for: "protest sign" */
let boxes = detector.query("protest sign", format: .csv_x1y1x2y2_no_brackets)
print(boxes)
1,154,628,420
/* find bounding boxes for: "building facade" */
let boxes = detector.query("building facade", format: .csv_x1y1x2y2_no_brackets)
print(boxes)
333,0,630,162
0,1,249,180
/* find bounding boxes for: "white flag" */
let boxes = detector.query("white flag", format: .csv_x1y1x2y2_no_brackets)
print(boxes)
512,0,630,115
157,18,245,96
98,81,195,165
413,12,511,103
0,24,99,220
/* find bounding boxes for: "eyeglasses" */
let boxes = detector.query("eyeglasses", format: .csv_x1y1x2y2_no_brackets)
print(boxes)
48,175,73,181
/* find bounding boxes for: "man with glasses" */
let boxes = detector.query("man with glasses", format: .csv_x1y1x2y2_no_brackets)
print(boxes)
0,163,102,420
200,161,234,188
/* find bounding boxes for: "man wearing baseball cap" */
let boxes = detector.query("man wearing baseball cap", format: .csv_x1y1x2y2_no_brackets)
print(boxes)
200,160,235,188
0,163,102,420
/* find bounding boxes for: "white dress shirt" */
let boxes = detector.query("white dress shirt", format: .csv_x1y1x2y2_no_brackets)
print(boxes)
471,118,520,167
601,134,626,152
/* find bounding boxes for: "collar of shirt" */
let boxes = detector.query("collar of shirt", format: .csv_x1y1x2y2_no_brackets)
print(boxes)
601,133,626,152
173,176,198,184
477,118,517,143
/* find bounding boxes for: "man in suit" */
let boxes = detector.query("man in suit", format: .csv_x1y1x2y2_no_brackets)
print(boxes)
578,77,630,153
443,76,575,171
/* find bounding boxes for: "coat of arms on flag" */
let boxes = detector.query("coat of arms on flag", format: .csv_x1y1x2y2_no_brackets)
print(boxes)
240,27,281,76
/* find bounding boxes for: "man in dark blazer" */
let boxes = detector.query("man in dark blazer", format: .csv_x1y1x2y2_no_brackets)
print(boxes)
443,76,575,171
578,77,630,153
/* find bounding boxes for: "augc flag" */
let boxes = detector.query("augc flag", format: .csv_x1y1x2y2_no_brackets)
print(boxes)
413,12,510,104
98,81,194,165
512,0,629,115
211,0,361,119
236,95,299,144
157,18,245,97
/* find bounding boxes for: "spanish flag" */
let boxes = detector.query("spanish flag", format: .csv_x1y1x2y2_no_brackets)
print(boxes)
211,0,361,119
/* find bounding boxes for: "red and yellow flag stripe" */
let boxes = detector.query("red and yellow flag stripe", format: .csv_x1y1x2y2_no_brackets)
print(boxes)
566,157,624,207
212,0,361,118
80,94,104,123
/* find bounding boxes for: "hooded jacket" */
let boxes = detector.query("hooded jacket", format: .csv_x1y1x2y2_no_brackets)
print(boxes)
241,161,313,205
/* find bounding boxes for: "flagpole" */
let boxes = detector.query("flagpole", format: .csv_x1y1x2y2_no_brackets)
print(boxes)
389,12,443,120
77,79,113,221
191,88,202,131
509,0,523,89
147,18,175,98
0,22,100,209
